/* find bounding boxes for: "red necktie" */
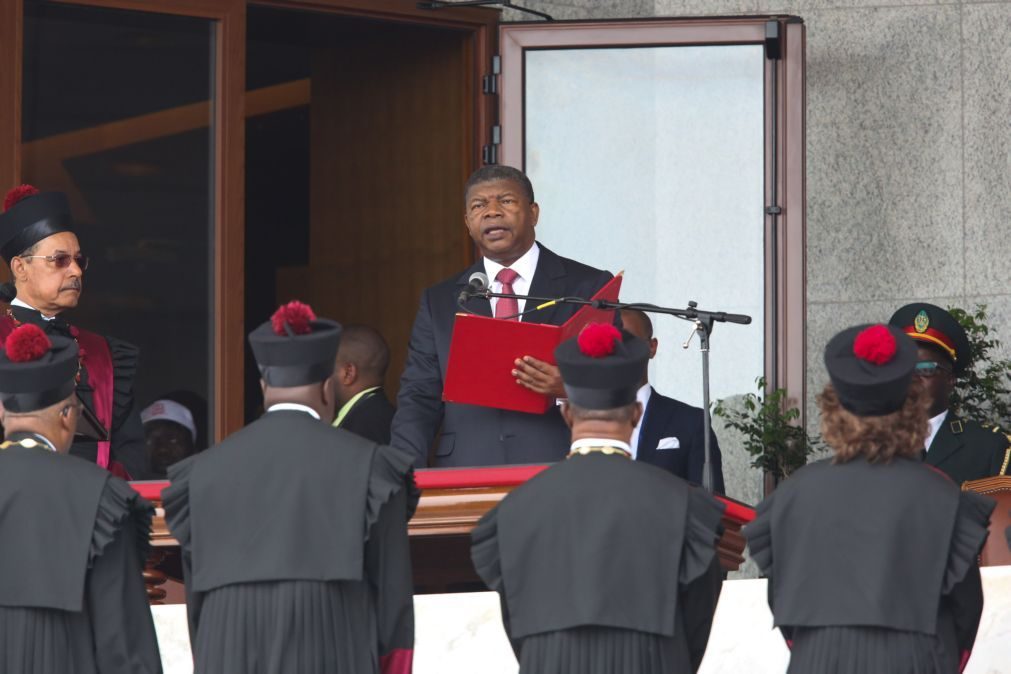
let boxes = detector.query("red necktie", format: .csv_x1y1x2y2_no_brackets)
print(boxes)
495,268,520,321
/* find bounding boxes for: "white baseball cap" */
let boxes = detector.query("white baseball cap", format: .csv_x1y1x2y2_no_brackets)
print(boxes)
141,399,197,443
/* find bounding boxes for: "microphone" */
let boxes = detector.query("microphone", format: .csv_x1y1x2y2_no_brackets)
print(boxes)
457,272,489,303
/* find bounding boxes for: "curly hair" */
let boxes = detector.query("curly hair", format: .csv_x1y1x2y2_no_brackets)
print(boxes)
818,380,930,464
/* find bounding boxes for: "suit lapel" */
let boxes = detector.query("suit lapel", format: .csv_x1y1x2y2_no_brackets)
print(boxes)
526,244,567,326
455,259,492,318
636,388,661,462
927,415,963,468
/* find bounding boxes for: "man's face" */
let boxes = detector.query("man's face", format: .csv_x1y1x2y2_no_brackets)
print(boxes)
464,179,539,265
914,344,955,417
145,420,195,476
13,231,84,314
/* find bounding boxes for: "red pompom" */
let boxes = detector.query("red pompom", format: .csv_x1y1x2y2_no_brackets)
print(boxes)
578,322,622,358
5,324,52,363
271,300,316,336
3,185,40,212
853,324,897,365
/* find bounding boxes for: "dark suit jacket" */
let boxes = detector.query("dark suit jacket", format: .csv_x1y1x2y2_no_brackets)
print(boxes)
391,244,613,468
636,388,726,494
338,388,395,445
927,413,1011,485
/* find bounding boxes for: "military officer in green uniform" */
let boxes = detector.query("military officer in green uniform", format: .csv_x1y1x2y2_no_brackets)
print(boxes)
889,302,1011,484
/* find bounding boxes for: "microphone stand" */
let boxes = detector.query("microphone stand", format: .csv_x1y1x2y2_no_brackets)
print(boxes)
461,290,751,493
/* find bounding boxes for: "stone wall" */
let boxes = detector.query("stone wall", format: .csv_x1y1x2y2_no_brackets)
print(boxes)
493,0,1010,576
501,0,1011,471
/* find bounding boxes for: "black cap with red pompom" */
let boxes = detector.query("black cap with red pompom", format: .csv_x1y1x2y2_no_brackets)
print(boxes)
248,300,342,387
824,323,917,416
0,324,79,413
0,184,74,264
554,322,648,410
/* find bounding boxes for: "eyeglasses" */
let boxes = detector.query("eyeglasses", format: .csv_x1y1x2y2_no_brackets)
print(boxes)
19,253,89,271
914,361,951,377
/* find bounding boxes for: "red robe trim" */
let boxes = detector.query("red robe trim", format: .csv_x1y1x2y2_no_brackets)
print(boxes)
74,328,113,469
380,648,413,674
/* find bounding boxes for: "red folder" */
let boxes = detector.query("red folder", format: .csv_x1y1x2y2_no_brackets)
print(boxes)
443,273,623,414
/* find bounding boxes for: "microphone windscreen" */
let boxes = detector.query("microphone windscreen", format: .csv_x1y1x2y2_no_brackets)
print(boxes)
468,271,489,290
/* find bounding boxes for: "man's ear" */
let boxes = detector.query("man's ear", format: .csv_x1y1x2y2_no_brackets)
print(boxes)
560,401,574,430
648,338,658,360
341,362,357,386
59,404,76,434
321,375,336,408
10,257,26,283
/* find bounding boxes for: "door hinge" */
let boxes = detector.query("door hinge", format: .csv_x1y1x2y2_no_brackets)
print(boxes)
483,55,501,94
482,125,501,165
764,21,782,60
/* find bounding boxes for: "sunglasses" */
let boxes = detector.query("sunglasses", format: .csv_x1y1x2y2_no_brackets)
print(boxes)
19,253,90,270
914,361,951,377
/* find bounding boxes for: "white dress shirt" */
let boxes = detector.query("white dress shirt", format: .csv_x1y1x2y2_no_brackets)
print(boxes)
10,296,55,320
483,242,540,320
924,409,948,452
266,402,321,420
629,383,652,459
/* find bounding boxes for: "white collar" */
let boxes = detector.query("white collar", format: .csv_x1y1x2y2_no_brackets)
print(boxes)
10,297,56,321
266,403,321,420
570,437,632,454
630,384,652,457
483,241,539,286
925,409,948,451
636,383,652,409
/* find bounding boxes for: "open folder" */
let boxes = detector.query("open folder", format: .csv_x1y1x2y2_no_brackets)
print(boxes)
443,273,623,414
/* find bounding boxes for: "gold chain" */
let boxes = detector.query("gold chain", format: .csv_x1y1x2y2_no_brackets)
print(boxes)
567,445,631,459
0,438,55,452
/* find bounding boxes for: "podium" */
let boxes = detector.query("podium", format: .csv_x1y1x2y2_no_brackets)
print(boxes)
963,476,1011,568
133,465,755,601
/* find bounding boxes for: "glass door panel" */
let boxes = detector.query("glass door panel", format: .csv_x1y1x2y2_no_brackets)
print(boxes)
22,0,215,457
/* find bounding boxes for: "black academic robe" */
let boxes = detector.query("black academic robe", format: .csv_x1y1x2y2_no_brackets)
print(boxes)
745,456,994,674
0,432,161,674
927,412,1011,485
637,388,727,494
471,452,725,674
391,244,614,467
1,304,147,479
338,387,396,445
163,409,418,674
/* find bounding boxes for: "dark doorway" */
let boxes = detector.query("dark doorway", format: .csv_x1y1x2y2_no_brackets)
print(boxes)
244,5,476,422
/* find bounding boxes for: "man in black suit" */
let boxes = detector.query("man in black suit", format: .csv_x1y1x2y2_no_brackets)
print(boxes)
621,309,726,493
889,303,1010,484
391,165,613,467
332,324,396,444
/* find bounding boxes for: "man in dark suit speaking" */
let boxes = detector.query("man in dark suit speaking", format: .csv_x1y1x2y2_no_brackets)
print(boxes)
391,166,613,467
621,309,726,493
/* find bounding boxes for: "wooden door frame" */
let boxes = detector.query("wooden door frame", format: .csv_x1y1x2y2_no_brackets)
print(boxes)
497,16,807,417
1,0,498,440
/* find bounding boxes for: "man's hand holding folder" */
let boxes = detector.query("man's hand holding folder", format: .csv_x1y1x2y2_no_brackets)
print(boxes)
443,274,623,414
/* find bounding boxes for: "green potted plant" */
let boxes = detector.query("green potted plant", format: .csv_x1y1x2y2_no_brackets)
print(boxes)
947,304,1011,428
713,377,820,494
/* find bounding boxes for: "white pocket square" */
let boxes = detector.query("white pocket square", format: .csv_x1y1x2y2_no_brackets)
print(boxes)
656,437,680,450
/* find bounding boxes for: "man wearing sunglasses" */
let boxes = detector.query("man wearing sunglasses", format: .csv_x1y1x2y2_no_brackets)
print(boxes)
0,184,147,479
889,302,1011,484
